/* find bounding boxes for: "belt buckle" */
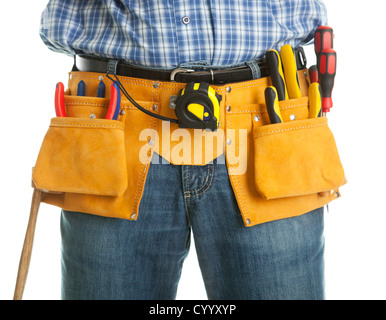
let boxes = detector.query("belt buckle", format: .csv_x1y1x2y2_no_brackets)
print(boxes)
170,68,195,81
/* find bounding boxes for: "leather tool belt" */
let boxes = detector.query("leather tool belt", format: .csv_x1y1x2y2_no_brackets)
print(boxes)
31,65,345,226
14,54,345,299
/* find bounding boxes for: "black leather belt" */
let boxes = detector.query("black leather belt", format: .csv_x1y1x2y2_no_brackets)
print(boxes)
73,47,306,84
73,55,269,84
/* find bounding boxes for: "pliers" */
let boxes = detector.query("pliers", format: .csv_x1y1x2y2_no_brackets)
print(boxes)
55,82,67,117
54,81,121,119
105,82,121,120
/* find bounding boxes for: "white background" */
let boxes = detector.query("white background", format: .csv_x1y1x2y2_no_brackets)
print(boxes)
1,0,385,300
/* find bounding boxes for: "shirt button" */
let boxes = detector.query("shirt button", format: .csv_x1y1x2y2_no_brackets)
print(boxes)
182,16,191,24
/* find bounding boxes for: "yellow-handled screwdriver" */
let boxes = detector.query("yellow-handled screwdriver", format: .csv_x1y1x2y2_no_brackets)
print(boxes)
265,86,283,124
280,44,302,99
308,82,322,118
266,49,289,101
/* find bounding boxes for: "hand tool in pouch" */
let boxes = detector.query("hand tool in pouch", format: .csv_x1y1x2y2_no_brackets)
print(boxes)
314,26,333,56
266,49,289,101
77,80,86,96
309,65,319,83
55,82,66,117
265,86,283,124
105,82,121,120
308,82,322,118
170,82,221,131
97,80,106,98
280,45,302,99
318,49,336,116
314,26,333,81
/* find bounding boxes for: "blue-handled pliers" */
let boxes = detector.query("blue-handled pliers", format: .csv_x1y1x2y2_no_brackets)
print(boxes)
54,81,121,119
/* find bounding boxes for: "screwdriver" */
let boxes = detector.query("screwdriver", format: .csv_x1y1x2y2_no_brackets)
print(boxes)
266,49,289,101
280,44,302,99
308,82,322,118
309,65,319,83
318,49,336,116
314,26,334,56
265,86,283,124
314,26,334,82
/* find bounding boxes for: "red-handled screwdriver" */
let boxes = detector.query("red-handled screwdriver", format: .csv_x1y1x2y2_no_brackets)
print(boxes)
315,26,334,83
314,26,334,55
318,49,336,116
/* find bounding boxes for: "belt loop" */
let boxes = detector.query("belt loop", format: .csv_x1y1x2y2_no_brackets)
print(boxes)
106,59,120,77
245,59,261,79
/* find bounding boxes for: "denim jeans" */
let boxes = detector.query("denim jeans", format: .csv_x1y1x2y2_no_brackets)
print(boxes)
61,153,325,300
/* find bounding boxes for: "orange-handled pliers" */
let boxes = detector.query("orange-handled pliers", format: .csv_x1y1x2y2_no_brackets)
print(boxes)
55,82,66,117
105,82,121,120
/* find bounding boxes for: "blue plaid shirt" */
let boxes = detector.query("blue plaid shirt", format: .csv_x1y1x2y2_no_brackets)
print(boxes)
40,0,327,69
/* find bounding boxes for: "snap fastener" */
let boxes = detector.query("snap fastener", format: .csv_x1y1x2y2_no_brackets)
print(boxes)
182,16,191,24
254,115,260,122
290,114,296,121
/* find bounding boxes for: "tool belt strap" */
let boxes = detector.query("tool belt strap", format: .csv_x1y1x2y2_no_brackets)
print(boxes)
74,55,270,84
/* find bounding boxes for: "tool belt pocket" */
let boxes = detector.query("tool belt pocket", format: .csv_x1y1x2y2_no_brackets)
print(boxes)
253,117,345,200
32,117,127,196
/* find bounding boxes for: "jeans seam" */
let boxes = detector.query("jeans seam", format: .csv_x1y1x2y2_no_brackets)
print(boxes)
184,164,214,198
182,166,192,227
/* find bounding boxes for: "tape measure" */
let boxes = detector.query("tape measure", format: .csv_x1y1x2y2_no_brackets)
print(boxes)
170,82,222,131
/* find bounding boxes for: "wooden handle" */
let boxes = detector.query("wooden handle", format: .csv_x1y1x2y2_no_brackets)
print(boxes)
13,189,42,300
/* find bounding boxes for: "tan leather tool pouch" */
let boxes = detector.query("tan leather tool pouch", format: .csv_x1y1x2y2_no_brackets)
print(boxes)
253,116,345,200
32,116,127,197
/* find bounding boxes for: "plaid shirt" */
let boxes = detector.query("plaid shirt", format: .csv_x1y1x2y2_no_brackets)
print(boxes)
40,0,327,69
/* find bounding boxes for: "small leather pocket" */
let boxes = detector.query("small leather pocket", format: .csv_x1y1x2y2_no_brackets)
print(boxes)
32,117,127,196
253,117,345,200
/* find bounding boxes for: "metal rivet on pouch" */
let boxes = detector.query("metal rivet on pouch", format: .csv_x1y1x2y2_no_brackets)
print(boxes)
131,213,136,219
226,139,232,145
226,86,232,93
152,104,158,111
304,71,308,77
120,109,125,115
246,219,251,225
148,139,154,146
89,113,96,119
226,106,231,112
335,192,339,198
290,114,296,121
254,115,260,122
98,75,104,81
153,82,160,89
